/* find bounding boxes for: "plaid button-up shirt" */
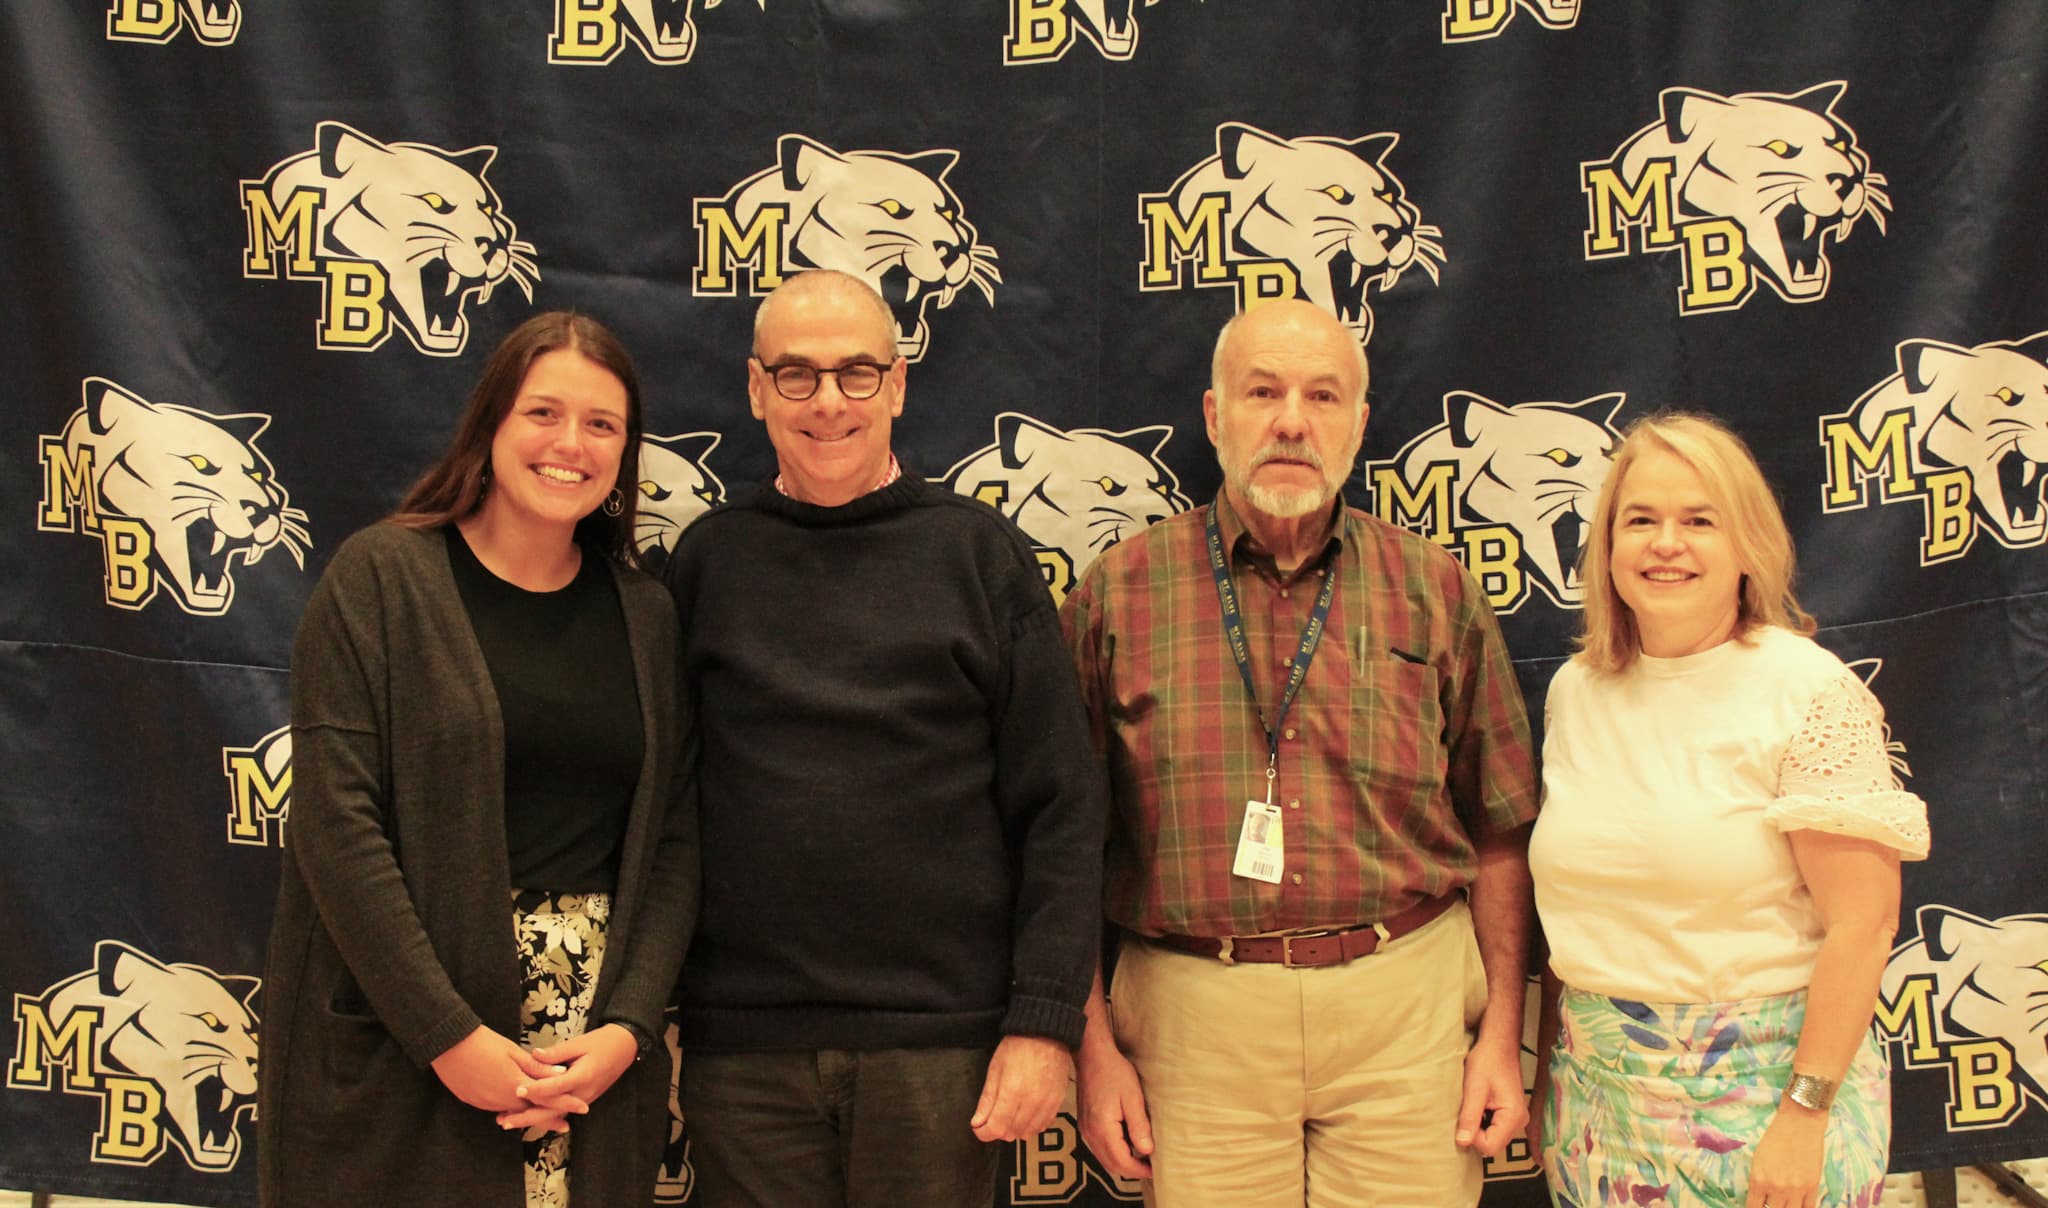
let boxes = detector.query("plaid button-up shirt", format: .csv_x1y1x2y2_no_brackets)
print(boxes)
1059,492,1537,939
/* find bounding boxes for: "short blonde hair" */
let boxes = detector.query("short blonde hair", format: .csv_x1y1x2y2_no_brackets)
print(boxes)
1577,412,1815,672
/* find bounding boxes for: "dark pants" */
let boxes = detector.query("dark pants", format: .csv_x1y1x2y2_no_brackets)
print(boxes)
682,1046,1001,1208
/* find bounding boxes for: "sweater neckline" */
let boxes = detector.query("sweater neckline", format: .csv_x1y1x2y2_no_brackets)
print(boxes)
747,472,929,526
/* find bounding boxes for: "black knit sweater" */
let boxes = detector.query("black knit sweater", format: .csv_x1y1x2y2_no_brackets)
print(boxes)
665,474,1103,1052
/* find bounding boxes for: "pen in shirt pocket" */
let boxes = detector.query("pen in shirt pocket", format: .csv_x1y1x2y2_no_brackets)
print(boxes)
1357,628,1428,671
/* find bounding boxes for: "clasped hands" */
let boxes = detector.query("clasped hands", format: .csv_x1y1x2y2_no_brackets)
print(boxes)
428,1022,640,1135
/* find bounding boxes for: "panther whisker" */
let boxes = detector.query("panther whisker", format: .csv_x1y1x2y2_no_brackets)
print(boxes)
972,244,1001,262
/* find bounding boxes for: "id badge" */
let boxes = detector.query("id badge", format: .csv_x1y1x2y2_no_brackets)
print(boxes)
1232,800,1284,883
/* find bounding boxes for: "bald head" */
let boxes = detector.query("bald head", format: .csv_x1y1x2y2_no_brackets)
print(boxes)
1210,300,1368,416
752,270,897,360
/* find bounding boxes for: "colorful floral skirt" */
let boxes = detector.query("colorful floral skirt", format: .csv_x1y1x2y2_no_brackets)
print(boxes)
513,889,611,1208
1542,986,1889,1207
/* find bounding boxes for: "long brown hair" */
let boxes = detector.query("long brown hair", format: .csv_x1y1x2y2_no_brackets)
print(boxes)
390,311,644,567
1577,412,1815,672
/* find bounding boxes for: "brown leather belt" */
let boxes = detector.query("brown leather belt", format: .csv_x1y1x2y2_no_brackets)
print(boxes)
1148,892,1459,967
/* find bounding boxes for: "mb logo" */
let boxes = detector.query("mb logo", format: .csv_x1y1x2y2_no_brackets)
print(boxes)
106,0,240,45
241,122,538,356
1881,906,2048,1129
1140,122,1443,346
8,942,260,1171
38,378,309,616
549,0,764,66
1580,82,1889,315
1441,0,1580,42
223,724,291,847
1819,332,2048,565
694,134,1000,362
940,412,1189,605
1364,392,1623,614
1004,0,1159,64
1007,1094,1142,1202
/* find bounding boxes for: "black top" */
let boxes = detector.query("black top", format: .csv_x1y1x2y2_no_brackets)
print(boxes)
446,527,642,892
664,474,1104,1053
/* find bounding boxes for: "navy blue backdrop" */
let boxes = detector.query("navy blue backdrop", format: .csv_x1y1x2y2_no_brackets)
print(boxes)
4,2,2046,1203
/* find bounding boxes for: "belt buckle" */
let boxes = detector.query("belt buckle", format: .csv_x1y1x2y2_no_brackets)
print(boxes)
1282,934,1312,967
1215,936,1235,966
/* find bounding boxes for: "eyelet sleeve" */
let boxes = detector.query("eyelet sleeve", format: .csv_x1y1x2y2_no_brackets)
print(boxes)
1765,668,1930,859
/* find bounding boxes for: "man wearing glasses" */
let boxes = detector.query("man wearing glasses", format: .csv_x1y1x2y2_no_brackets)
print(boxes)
662,270,1104,1208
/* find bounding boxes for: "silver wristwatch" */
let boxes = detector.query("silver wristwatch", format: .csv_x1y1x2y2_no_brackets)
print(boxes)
1784,1072,1837,1112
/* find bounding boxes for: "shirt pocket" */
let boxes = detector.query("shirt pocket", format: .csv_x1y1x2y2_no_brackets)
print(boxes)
1346,657,1448,808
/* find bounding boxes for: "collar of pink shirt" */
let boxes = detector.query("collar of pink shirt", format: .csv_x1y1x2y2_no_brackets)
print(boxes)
774,453,902,502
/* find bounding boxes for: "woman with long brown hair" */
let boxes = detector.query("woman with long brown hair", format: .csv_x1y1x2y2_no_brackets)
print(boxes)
259,312,697,1208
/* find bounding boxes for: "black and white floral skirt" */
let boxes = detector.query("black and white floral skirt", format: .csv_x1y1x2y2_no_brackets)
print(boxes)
512,889,610,1208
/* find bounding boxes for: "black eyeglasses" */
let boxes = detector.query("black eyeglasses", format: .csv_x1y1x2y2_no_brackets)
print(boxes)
759,360,890,401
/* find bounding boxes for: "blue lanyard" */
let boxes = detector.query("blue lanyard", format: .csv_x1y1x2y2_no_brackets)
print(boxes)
1205,504,1338,785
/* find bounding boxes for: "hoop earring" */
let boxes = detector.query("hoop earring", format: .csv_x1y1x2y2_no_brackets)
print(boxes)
602,488,624,517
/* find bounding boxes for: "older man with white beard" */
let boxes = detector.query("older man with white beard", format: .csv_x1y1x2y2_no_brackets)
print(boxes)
1058,300,1539,1207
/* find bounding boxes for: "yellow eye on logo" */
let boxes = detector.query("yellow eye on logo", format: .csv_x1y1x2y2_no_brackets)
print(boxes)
1321,185,1355,204
1995,387,2022,405
1096,477,1126,496
249,469,266,482
639,480,667,499
418,192,456,215
1543,448,1582,468
1764,139,1795,158
184,454,218,474
195,1012,224,1031
877,199,909,218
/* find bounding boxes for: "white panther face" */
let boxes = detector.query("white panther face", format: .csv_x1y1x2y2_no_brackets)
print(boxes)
58,378,309,614
633,432,726,573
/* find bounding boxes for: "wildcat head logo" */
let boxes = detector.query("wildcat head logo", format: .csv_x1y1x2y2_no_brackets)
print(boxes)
1004,0,1167,64
1879,906,2048,1129
106,0,240,43
549,0,764,66
634,431,727,577
37,377,311,615
1819,331,2048,565
694,135,1001,362
1140,122,1444,346
223,723,292,847
941,413,1189,604
7,941,260,1170
1442,0,1580,42
1581,82,1890,315
1364,391,1623,613
241,121,538,356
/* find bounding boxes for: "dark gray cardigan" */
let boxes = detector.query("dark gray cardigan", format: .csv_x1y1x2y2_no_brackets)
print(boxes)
258,522,698,1208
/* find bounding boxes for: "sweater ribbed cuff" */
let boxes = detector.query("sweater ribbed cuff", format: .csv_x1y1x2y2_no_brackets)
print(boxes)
1001,982,1087,1051
408,1004,486,1069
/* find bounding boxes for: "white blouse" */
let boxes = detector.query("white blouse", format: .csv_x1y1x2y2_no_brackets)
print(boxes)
1529,626,1929,1003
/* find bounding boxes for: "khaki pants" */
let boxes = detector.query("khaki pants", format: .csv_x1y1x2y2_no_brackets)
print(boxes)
1111,900,1488,1208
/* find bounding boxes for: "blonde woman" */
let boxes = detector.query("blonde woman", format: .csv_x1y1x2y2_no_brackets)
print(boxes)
1529,414,1928,1208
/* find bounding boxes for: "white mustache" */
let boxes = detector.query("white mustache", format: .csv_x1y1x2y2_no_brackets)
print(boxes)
1252,441,1325,473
